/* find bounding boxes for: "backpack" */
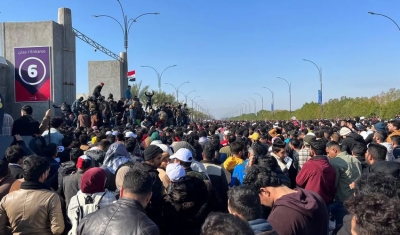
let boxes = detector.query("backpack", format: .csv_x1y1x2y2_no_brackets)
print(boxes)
75,192,106,224
69,192,107,235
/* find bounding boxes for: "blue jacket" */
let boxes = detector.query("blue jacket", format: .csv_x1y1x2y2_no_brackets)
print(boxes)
126,88,132,100
230,159,248,186
248,219,274,234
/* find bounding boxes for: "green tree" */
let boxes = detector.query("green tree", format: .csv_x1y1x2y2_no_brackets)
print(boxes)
130,81,149,103
152,91,176,107
230,88,400,121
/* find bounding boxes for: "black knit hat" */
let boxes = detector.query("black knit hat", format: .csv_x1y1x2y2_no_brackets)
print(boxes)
144,145,163,161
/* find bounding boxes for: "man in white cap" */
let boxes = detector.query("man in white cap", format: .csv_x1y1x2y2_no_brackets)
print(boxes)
166,163,186,183
169,148,208,181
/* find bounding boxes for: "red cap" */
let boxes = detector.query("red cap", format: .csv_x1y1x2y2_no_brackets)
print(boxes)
100,82,104,86
76,155,92,169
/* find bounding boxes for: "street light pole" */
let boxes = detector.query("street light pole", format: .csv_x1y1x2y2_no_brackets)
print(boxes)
165,81,189,103
191,96,200,109
141,65,177,91
254,93,263,111
276,77,292,115
242,103,247,114
179,90,196,104
248,97,256,115
244,100,251,116
93,1,159,88
263,87,274,115
303,59,323,118
368,12,400,31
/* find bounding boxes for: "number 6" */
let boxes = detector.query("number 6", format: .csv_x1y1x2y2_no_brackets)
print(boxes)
28,64,38,78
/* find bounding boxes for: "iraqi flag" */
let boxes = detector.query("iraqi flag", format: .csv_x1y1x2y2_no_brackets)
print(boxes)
127,70,136,81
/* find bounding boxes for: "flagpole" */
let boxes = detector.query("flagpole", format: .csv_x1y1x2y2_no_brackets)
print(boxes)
48,99,51,144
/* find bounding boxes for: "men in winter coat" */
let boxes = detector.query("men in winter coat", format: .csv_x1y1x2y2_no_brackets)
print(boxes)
77,169,160,235
244,166,328,235
0,155,65,235
92,82,104,99
296,140,336,205
5,145,25,179
365,143,400,178
339,127,365,155
11,105,40,136
61,155,92,208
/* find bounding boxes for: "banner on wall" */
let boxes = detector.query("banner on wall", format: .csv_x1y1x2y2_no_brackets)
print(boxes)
14,46,51,102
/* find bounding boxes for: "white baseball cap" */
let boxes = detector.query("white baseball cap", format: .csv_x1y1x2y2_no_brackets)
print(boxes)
169,148,193,162
166,163,186,182
124,131,137,138
106,131,112,135
223,130,230,135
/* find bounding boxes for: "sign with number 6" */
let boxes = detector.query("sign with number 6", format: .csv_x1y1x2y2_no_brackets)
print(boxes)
14,46,51,102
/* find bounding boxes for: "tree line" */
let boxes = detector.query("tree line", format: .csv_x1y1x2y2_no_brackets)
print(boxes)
230,88,400,121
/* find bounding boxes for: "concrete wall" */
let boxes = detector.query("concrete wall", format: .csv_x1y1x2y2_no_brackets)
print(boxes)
88,60,123,100
0,8,76,120
0,21,58,119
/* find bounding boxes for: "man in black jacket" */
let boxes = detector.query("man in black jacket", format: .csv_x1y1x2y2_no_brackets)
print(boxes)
365,142,400,178
11,105,40,136
78,169,160,235
131,145,164,227
92,82,104,100
340,127,365,155
5,144,26,179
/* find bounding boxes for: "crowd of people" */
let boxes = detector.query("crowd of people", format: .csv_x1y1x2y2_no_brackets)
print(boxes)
0,96,400,234
52,83,192,130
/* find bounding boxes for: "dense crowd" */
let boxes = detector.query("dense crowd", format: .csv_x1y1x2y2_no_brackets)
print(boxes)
52,83,192,130
0,90,400,234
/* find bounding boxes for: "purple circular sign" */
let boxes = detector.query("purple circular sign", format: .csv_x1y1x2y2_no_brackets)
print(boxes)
18,57,46,85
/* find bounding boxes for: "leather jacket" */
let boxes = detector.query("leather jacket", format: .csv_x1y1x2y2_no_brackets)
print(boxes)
77,197,160,235
0,182,65,235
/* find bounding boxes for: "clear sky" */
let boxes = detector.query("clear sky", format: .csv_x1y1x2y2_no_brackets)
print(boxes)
2,0,400,118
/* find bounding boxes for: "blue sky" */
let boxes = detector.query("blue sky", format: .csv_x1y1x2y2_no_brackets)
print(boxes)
2,0,400,118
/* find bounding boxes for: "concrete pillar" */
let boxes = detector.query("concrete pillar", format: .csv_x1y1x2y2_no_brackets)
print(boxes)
58,8,76,104
120,51,128,94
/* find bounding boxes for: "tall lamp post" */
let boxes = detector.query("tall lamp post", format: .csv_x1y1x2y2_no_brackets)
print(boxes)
368,12,400,31
244,100,251,115
263,87,274,115
276,77,292,115
191,96,200,109
254,93,263,111
303,59,323,118
165,81,189,103
242,103,247,114
179,90,196,104
93,1,159,86
248,97,256,115
141,65,177,91
190,96,200,121
237,105,243,116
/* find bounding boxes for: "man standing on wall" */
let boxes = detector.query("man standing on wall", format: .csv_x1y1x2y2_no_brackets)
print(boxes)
126,85,132,100
92,82,104,100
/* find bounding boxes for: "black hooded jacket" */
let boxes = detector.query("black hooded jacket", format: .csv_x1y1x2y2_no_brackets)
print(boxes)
341,133,366,155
